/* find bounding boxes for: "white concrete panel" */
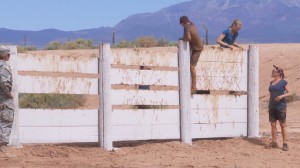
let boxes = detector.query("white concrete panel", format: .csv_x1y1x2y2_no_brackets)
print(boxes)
20,126,98,143
111,69,179,86
111,90,179,106
196,62,247,77
111,47,178,67
199,47,248,63
191,95,247,109
18,76,98,94
18,54,98,73
112,109,179,125
112,124,180,141
19,109,98,127
192,123,247,139
192,109,247,124
196,76,247,91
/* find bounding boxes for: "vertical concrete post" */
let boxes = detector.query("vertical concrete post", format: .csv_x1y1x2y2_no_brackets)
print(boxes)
99,43,113,150
178,40,192,144
8,46,21,147
247,45,260,138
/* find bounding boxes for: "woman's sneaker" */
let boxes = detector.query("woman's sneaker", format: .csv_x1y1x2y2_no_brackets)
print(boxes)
265,142,279,149
283,143,289,151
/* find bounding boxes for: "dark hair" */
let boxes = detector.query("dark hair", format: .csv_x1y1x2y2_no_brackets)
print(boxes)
179,16,189,24
273,65,285,79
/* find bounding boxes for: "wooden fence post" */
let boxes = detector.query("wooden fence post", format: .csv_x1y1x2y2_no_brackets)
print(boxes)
247,45,260,138
99,43,113,150
178,40,192,144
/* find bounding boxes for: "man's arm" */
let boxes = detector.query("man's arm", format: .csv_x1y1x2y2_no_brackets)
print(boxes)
180,25,192,41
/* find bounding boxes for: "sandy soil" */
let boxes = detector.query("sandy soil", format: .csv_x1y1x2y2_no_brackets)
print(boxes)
1,133,300,168
1,44,299,168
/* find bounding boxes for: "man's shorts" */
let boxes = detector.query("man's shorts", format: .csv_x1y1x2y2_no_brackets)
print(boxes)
269,108,287,122
191,50,202,66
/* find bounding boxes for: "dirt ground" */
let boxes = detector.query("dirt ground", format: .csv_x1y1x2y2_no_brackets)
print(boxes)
1,44,300,168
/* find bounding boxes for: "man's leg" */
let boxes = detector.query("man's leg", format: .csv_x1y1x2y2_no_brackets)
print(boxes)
0,104,16,158
190,65,197,93
190,50,202,94
0,105,14,144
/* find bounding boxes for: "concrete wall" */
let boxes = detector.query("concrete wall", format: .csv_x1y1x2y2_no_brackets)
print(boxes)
16,46,250,144
17,50,99,143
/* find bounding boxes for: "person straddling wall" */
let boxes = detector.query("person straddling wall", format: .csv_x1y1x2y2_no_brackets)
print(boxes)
216,19,243,50
179,16,204,94
0,46,15,157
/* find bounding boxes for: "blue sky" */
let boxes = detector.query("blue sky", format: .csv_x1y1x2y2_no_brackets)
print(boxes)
0,0,190,31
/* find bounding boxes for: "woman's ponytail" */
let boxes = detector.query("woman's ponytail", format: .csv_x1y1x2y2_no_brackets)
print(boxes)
229,19,242,28
273,65,285,79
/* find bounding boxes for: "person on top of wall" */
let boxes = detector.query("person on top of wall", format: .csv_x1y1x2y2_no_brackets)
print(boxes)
216,19,243,50
265,65,292,151
179,16,204,94
0,46,15,157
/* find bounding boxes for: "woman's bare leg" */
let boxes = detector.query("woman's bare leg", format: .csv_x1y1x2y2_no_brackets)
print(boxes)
271,121,278,142
280,121,287,144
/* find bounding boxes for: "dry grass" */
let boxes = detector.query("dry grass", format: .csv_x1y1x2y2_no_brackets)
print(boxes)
19,93,85,109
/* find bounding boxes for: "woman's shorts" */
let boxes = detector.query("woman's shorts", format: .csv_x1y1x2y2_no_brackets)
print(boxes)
269,108,287,122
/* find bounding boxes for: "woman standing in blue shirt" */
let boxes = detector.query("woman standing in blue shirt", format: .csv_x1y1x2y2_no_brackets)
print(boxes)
216,19,243,49
265,65,292,151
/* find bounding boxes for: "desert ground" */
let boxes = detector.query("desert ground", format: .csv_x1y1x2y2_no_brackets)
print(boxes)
1,43,300,168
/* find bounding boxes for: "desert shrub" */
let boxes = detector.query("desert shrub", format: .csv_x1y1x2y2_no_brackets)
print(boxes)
133,36,158,48
45,41,62,50
75,39,94,49
114,37,177,48
157,38,170,47
61,41,77,50
19,93,85,109
114,40,133,48
45,39,96,50
158,38,178,47
168,41,178,47
61,39,95,50
17,46,37,53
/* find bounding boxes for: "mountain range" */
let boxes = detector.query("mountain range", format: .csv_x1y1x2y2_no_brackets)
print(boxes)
1,0,300,48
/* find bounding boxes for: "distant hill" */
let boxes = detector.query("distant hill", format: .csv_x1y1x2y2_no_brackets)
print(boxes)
1,0,300,48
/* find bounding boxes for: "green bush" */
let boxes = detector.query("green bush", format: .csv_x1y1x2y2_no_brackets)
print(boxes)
168,41,178,47
157,38,169,47
17,46,37,53
114,37,177,48
62,39,95,50
45,39,96,50
133,36,158,48
113,40,133,48
19,93,85,109
45,41,62,50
